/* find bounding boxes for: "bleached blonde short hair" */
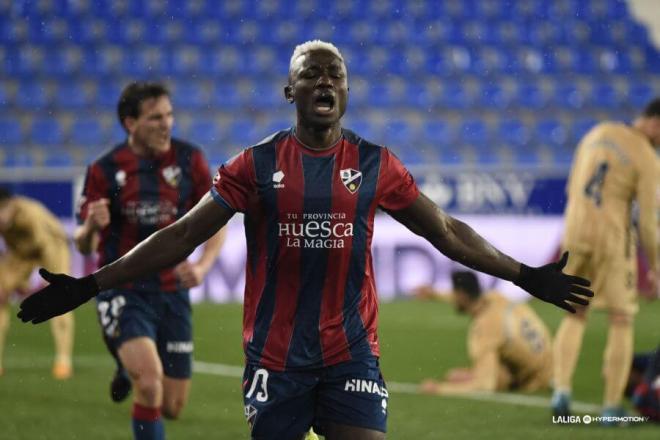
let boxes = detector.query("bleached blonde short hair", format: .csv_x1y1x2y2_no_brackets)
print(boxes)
289,40,344,78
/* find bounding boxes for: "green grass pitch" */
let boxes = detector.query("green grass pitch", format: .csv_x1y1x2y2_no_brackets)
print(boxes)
1,299,658,439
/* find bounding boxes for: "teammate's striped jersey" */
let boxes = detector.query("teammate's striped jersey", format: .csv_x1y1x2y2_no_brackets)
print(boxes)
77,138,211,292
212,128,420,371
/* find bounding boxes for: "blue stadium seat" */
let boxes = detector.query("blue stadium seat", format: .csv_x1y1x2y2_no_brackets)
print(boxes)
479,84,509,109
589,83,619,109
15,81,50,110
30,117,65,146
515,82,548,109
213,84,242,110
423,121,455,145
54,82,90,109
3,151,36,167
475,148,502,165
0,82,12,106
383,119,414,148
186,118,223,147
459,120,488,145
0,117,23,146
69,117,105,146
397,146,425,166
173,83,209,110
43,149,75,167
43,47,82,77
515,148,543,166
552,84,585,109
96,81,124,108
405,83,435,109
627,83,655,108
535,119,568,147
438,146,467,165
347,118,378,142
228,118,258,147
571,118,598,142
498,119,530,147
440,83,470,109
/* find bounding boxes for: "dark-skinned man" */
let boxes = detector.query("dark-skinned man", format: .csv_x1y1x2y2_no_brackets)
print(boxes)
18,41,592,440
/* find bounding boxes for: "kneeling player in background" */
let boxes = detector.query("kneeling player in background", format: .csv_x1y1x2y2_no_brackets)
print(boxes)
419,271,553,395
0,188,74,379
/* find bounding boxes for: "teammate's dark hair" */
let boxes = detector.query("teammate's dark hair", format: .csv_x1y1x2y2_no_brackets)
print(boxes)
117,82,170,132
0,186,12,202
451,271,481,299
642,98,660,118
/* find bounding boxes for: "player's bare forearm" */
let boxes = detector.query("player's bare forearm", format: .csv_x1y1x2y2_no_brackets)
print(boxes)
73,223,99,255
196,225,227,275
94,193,233,290
389,193,520,281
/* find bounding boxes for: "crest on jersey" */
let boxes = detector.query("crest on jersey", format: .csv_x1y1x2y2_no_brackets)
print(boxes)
115,170,126,187
162,165,182,188
340,168,362,194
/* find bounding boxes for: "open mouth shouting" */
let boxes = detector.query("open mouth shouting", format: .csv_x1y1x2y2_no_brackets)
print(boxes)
313,92,336,115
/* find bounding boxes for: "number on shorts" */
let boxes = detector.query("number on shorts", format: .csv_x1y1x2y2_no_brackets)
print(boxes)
584,161,609,207
97,295,126,337
245,368,269,402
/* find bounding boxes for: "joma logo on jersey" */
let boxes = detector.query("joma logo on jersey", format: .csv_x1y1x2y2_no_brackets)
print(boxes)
340,168,362,194
272,170,285,189
344,379,388,397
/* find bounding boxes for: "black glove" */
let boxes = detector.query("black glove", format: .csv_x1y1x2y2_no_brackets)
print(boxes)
514,252,593,313
17,269,100,324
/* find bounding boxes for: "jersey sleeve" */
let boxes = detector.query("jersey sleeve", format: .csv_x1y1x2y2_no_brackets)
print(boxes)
190,149,213,204
211,149,255,213
76,163,110,225
377,148,420,211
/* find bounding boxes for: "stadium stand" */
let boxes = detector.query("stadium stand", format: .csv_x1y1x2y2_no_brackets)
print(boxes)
0,0,659,166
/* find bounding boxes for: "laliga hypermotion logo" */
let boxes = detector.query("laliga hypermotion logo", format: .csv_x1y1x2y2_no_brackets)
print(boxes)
340,169,362,194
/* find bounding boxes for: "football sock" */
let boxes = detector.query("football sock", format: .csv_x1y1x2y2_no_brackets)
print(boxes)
132,403,164,440
50,312,74,367
603,321,633,407
0,305,9,372
553,314,586,393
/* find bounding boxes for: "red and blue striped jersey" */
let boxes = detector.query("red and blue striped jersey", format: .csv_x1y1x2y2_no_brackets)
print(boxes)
211,129,419,371
78,138,211,292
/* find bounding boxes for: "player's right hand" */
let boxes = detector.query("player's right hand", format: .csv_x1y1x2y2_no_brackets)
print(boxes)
17,269,100,324
86,198,110,231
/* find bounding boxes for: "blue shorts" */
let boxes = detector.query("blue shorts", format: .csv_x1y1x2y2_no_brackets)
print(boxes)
243,356,388,440
95,289,193,379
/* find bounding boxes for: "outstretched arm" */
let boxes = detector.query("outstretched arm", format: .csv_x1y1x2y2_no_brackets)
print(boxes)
18,193,234,323
387,193,593,312
95,193,231,289
386,193,519,280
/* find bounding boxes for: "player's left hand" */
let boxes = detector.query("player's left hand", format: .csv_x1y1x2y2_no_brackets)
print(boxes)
514,251,593,313
174,260,205,288
17,269,99,324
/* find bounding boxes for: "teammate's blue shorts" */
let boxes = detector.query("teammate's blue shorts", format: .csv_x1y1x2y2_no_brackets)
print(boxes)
243,356,388,439
95,289,193,379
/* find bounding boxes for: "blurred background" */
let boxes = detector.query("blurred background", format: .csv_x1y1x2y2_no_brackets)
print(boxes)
1,1,660,438
2,0,658,301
